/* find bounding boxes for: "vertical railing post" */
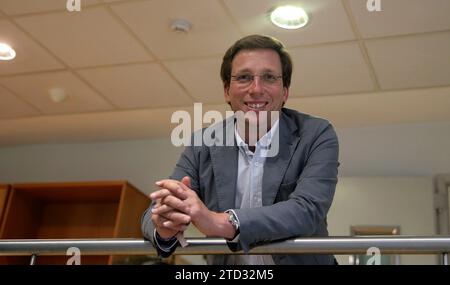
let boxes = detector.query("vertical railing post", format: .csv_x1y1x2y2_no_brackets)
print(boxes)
442,253,448,265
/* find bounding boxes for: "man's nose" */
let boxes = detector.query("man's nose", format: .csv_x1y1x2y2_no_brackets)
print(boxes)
248,76,264,93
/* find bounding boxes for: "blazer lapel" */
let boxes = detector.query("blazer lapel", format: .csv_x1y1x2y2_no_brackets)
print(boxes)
262,111,301,206
210,117,238,211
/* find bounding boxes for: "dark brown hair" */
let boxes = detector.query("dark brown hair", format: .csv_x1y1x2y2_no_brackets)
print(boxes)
220,35,293,89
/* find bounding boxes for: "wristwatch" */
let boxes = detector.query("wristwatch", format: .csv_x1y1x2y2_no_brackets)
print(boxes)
225,210,240,239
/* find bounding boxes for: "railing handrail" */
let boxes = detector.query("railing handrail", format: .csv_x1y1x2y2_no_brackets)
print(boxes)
1,236,450,256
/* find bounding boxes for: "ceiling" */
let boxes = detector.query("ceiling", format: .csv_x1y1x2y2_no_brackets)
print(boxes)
0,0,449,146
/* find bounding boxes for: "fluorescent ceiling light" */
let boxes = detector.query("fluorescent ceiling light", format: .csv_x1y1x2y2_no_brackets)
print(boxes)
0,43,16,61
270,5,309,30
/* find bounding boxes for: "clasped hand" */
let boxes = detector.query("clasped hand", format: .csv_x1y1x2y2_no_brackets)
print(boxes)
150,176,224,239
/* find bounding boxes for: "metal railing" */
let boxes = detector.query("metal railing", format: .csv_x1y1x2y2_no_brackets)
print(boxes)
0,236,449,265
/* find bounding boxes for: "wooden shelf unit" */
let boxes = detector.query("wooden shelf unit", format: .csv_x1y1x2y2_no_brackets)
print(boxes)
0,181,150,265
0,184,9,231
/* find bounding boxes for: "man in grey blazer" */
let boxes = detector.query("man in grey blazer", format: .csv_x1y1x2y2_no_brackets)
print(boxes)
141,35,339,265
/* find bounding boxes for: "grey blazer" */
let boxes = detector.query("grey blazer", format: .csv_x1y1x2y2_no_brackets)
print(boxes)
142,108,339,265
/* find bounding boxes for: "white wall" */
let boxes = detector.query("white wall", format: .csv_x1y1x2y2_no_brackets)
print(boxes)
336,120,450,176
0,138,183,194
328,177,436,265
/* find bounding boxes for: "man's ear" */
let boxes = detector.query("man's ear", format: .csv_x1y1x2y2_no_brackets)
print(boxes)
224,85,230,103
283,87,289,103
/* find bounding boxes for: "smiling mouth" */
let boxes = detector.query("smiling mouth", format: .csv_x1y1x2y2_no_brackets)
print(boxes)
245,102,268,110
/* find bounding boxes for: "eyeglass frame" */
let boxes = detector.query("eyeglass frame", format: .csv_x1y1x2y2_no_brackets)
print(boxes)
230,73,283,87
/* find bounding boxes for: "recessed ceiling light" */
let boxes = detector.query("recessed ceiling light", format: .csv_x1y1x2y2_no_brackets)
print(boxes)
270,5,309,30
0,43,16,61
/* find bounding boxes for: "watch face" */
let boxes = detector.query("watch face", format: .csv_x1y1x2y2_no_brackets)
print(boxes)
228,213,238,228
226,211,240,239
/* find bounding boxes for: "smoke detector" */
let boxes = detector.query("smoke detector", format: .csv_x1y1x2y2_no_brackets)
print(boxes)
171,19,191,34
48,87,68,103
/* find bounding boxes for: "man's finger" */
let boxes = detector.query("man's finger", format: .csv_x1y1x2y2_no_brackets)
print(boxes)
151,204,174,215
152,214,188,232
181,176,191,189
151,213,168,227
160,210,191,225
162,220,190,231
156,180,189,200
161,195,190,214
156,180,179,191
150,188,173,201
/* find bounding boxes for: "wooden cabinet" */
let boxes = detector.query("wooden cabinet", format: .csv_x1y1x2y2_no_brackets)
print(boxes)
0,181,150,265
0,184,9,230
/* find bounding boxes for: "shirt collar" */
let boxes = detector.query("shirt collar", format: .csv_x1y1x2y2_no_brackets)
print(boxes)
234,118,280,153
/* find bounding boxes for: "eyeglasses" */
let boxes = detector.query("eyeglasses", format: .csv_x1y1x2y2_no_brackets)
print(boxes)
231,73,282,87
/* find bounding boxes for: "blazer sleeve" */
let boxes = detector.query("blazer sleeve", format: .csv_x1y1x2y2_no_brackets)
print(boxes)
141,139,200,257
141,204,179,258
234,120,339,253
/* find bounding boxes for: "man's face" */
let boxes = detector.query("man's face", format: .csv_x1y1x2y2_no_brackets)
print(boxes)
224,49,289,117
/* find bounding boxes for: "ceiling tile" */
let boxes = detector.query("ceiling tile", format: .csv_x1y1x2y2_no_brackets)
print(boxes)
0,0,99,15
0,20,64,75
0,71,113,115
289,42,375,97
15,7,152,67
0,85,39,119
223,0,355,47
164,58,224,104
111,0,241,59
77,63,192,109
366,32,450,90
349,0,450,38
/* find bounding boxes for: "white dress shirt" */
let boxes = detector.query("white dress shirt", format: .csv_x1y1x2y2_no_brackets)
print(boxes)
228,119,279,265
